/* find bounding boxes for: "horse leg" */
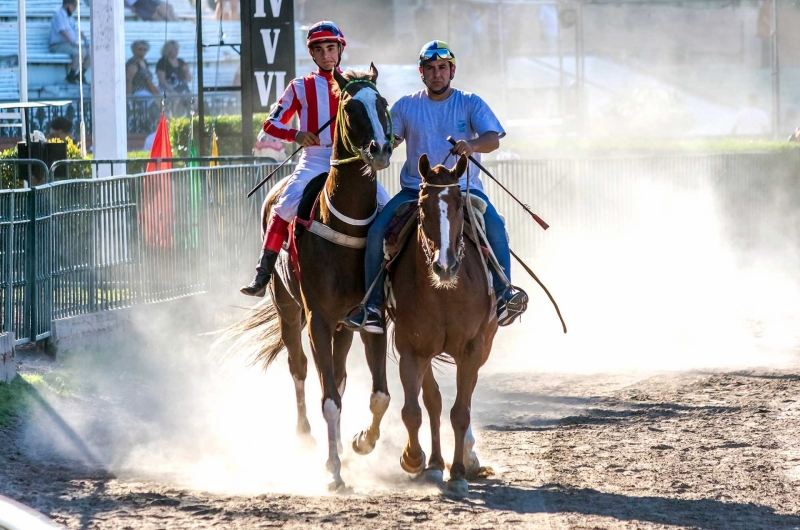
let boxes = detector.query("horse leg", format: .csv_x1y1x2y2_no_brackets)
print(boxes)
273,279,313,446
352,333,391,456
307,310,346,491
462,423,482,478
332,326,354,456
419,364,445,484
447,345,482,497
399,353,428,475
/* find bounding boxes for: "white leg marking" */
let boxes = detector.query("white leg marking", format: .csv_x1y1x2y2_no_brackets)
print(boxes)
323,398,343,484
464,423,480,472
353,88,387,149
464,424,476,454
437,189,450,270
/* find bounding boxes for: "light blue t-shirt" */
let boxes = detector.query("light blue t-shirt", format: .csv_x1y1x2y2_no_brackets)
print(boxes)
391,88,505,192
50,7,78,46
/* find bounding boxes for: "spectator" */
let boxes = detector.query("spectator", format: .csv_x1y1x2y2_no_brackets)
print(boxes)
731,94,770,136
47,116,73,140
126,40,160,102
124,0,177,21
49,0,91,85
156,40,192,115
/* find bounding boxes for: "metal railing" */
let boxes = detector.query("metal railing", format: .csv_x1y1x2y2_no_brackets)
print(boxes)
2,151,799,349
48,156,272,183
1,160,294,346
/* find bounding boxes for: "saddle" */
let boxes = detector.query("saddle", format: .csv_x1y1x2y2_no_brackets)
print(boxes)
382,194,493,269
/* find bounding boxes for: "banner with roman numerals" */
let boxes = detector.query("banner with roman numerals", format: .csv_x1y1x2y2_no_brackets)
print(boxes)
241,0,295,129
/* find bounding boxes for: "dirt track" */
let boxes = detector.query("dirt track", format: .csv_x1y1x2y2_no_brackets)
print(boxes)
3,360,800,529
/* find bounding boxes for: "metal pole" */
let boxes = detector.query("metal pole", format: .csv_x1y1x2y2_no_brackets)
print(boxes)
18,0,28,140
196,0,206,156
240,0,253,156
771,0,780,139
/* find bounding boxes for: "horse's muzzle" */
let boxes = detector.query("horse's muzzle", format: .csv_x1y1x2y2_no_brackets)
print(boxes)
431,250,461,285
366,140,392,171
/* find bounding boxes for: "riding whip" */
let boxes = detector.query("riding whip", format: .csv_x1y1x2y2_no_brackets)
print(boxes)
246,115,336,198
446,136,549,230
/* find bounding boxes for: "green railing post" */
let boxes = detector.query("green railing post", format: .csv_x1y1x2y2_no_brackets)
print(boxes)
26,184,36,343
3,190,12,336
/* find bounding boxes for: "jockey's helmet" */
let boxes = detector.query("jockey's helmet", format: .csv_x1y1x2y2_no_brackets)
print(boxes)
306,21,347,48
418,41,456,68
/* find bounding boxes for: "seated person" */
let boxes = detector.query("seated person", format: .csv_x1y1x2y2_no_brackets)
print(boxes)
47,116,74,141
156,40,192,116
50,0,91,84
126,40,160,101
124,0,177,21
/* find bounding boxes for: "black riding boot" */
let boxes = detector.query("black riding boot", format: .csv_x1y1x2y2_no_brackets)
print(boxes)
240,249,280,297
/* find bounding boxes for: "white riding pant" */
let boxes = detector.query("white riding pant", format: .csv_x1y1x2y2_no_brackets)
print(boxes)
270,146,390,223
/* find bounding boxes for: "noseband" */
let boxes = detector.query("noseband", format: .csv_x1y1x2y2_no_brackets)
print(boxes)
418,181,465,267
330,79,394,167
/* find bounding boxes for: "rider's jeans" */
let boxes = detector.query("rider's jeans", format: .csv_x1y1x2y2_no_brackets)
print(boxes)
364,187,511,308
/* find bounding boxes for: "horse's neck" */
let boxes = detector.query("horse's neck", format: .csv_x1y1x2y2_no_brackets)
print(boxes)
320,140,377,233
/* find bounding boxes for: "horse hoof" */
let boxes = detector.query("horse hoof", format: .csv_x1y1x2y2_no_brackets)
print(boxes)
417,469,444,486
351,431,376,456
446,478,469,497
400,450,426,475
466,465,495,480
327,479,349,494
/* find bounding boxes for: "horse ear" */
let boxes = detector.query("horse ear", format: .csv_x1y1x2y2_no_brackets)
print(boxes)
368,62,379,84
453,154,468,179
333,69,347,91
418,153,431,179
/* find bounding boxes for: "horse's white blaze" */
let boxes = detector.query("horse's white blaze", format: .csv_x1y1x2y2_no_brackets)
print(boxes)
353,88,386,149
437,189,450,269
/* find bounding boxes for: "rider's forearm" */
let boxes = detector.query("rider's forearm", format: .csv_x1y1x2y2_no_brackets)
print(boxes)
468,132,500,154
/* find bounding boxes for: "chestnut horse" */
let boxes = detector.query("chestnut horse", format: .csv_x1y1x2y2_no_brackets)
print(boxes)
226,66,393,491
389,154,497,496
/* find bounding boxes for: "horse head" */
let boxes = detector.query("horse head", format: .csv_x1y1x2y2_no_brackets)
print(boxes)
332,63,393,171
418,153,468,289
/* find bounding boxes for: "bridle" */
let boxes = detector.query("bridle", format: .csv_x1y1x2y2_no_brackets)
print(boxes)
417,180,465,267
330,79,394,167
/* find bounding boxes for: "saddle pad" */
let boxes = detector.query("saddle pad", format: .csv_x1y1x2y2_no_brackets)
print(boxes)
295,172,328,233
383,201,419,260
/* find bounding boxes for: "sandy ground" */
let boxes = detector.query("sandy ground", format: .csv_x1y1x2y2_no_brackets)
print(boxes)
2,355,800,529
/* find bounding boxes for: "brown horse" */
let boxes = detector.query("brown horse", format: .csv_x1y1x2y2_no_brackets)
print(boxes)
389,153,497,496
226,66,393,491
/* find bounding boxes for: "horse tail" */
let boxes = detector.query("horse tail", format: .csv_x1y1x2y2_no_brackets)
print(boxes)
214,295,286,370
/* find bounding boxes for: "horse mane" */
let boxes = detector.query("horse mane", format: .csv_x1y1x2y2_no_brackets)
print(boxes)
331,69,373,98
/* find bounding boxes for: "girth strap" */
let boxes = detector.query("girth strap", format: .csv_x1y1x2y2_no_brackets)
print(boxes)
301,219,367,249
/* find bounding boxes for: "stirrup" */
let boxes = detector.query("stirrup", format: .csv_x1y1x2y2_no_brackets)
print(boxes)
343,304,368,331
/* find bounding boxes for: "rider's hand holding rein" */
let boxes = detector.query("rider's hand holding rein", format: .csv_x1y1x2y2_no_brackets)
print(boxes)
449,132,500,158
296,131,321,147
393,135,404,149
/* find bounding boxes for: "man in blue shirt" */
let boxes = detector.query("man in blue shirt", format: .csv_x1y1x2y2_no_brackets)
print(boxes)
49,0,91,85
344,40,528,333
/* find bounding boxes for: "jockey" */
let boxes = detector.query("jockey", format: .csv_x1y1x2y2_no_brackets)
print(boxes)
241,21,390,296
344,40,528,332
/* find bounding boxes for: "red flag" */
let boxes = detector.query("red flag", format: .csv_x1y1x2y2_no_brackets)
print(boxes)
146,113,173,172
141,113,174,247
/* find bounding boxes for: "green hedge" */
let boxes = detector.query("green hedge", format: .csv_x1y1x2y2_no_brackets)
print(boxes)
169,114,270,157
